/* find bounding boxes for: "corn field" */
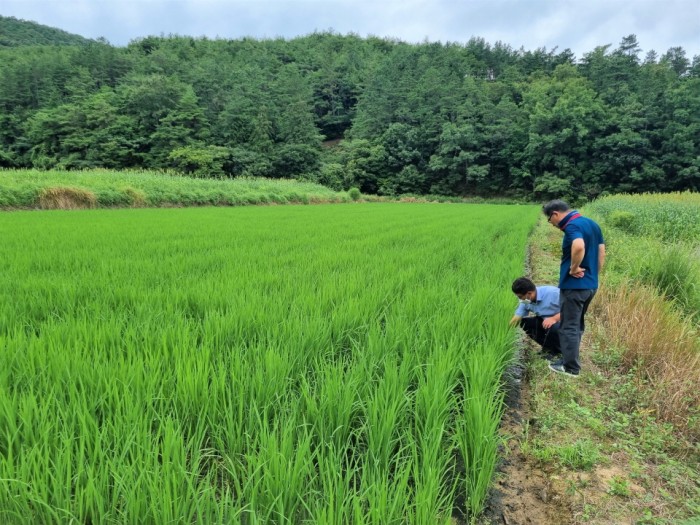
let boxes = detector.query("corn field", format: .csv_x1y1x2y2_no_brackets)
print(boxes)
0,203,537,524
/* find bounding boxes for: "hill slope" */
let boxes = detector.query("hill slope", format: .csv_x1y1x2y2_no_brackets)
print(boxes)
0,15,93,46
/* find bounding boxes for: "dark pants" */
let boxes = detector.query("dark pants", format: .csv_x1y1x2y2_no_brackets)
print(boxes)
520,316,561,354
559,289,597,374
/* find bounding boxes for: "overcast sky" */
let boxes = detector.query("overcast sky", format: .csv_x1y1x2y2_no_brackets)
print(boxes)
3,0,699,60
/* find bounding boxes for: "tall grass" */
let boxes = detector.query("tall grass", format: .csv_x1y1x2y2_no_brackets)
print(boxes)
585,192,700,440
0,169,348,209
590,282,700,440
0,203,537,523
586,191,700,243
587,192,700,322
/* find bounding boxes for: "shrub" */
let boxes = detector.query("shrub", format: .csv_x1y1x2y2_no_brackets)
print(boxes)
168,145,229,179
316,163,345,191
587,192,700,242
348,187,361,201
591,282,700,439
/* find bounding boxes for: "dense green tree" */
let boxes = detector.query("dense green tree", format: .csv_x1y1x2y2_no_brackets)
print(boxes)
1,19,698,198
656,78,700,190
521,64,606,200
340,139,387,194
661,47,691,77
0,15,94,46
428,122,484,195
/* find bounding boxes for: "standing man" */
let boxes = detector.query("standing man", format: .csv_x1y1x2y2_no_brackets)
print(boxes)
543,200,605,377
509,277,561,358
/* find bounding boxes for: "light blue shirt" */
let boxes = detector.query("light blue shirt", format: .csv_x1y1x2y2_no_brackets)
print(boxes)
514,285,560,318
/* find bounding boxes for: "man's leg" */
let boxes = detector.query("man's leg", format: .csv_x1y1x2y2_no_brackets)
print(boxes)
542,322,561,355
520,317,559,357
519,317,546,346
559,289,595,374
579,290,596,340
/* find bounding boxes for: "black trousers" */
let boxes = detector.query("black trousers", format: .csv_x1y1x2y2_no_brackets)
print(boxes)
559,289,596,374
520,316,561,354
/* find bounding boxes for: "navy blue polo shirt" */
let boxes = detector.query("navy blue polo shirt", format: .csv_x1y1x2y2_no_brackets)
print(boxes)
558,211,605,290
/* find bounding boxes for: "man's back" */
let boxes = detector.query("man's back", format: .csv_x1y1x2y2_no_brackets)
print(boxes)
560,215,604,290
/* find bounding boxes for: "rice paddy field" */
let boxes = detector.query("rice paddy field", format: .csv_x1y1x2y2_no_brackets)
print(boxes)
0,202,537,524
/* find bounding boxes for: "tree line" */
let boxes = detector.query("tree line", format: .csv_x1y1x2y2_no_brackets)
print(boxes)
1,18,698,200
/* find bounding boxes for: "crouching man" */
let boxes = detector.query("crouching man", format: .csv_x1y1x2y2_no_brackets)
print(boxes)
509,277,561,358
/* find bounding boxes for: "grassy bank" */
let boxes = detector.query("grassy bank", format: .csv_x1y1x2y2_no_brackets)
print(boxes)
0,169,529,210
504,193,700,524
0,169,350,209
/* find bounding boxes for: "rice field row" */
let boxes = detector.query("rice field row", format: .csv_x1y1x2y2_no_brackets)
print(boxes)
0,203,537,524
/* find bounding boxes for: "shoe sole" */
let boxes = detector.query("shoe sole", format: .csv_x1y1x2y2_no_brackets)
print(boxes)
548,364,580,378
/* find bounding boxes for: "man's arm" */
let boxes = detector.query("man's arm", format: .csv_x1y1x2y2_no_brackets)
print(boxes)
542,312,560,329
598,244,606,271
569,238,585,277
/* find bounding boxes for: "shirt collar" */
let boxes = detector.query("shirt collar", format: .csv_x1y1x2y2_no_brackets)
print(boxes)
557,210,581,230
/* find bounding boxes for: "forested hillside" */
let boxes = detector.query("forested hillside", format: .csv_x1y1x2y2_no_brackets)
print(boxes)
0,17,698,200
0,16,94,47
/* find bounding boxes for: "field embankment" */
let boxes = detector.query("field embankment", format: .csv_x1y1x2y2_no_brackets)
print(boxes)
0,169,351,209
491,192,700,524
0,202,538,524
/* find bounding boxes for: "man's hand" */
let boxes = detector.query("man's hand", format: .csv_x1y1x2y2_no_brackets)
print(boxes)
569,265,585,278
509,315,522,327
542,316,558,329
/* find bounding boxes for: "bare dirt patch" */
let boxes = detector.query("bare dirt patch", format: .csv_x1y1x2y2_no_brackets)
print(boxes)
480,344,576,525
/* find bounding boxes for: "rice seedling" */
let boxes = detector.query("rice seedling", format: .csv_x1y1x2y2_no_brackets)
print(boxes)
0,202,537,523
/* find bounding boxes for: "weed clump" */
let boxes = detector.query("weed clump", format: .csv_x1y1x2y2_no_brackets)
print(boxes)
37,186,97,209
122,186,147,207
608,210,637,233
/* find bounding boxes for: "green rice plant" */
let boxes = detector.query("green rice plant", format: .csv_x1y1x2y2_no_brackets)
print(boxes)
456,342,511,519
411,352,460,525
0,202,538,523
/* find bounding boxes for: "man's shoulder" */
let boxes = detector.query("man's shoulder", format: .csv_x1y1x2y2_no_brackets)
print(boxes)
537,285,560,297
572,216,603,236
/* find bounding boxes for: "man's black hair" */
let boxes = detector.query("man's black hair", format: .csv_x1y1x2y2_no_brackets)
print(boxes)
542,199,571,217
512,277,536,295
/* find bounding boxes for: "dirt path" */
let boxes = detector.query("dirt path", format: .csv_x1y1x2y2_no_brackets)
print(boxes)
480,344,575,525
479,219,700,524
